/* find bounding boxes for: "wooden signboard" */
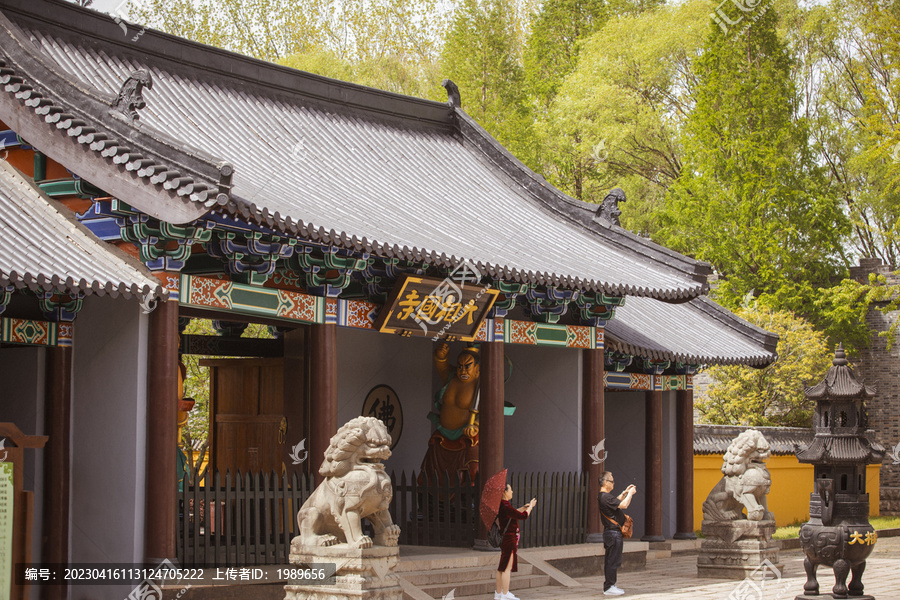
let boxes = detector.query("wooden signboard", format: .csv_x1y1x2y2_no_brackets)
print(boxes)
0,424,47,600
375,273,499,341
0,462,12,600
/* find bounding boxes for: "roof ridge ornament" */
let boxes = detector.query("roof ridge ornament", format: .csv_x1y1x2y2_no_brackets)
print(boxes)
833,342,848,366
113,69,153,123
596,188,626,226
442,79,461,108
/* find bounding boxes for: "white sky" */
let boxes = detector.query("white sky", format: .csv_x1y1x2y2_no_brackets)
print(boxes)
86,0,123,13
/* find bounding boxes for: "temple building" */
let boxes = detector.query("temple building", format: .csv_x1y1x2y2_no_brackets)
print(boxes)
0,0,778,596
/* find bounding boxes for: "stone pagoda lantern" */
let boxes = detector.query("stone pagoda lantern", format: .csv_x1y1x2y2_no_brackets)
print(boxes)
795,344,885,600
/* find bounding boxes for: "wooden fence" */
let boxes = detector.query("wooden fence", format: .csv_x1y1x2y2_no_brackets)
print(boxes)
176,470,314,567
508,471,588,549
389,471,480,547
176,469,588,566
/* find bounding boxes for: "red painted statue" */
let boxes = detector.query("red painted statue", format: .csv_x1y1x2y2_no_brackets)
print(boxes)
419,342,480,483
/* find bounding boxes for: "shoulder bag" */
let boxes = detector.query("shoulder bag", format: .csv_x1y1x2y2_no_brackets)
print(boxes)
602,510,634,539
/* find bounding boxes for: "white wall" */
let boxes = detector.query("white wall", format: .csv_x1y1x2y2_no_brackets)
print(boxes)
70,296,148,600
0,345,46,572
502,344,581,473
604,390,678,539
336,327,434,475
334,333,584,477
604,391,646,537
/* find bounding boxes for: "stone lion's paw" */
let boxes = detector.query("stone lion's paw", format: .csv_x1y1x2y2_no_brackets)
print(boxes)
384,524,401,546
375,524,401,547
320,534,339,547
354,535,374,549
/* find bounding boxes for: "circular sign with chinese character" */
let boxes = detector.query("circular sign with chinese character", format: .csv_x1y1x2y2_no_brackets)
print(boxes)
362,385,403,449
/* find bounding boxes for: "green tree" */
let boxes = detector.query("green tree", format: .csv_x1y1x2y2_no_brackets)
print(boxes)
540,0,707,214
524,0,666,113
524,0,610,114
788,0,900,269
662,3,849,315
130,0,447,97
441,0,534,158
816,271,900,352
279,50,444,99
130,0,332,61
697,303,833,427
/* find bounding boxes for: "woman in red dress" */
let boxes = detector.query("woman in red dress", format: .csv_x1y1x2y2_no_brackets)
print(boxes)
495,484,536,600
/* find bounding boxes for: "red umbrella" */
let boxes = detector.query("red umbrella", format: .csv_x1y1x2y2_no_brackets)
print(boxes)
479,468,508,530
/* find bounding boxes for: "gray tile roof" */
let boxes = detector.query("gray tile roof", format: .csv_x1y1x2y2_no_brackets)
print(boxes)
605,295,778,367
805,345,876,399
0,0,713,300
694,425,813,456
795,434,885,465
0,161,166,299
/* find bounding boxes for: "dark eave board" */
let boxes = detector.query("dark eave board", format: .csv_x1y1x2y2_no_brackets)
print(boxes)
605,295,779,367
0,161,166,299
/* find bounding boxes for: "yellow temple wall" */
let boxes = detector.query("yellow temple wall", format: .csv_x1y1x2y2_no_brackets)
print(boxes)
693,455,881,530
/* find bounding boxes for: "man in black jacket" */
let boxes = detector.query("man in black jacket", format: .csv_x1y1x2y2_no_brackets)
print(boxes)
598,471,636,596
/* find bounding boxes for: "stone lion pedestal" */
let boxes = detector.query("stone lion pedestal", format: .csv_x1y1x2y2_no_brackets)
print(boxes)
697,429,782,579
284,416,403,600
697,519,780,579
284,540,402,600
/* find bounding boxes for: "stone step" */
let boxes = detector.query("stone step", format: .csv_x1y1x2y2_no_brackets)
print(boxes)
162,582,285,600
418,573,552,599
399,563,535,587
396,553,499,573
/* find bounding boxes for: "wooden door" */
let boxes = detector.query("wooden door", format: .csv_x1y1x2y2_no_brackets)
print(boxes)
202,358,284,475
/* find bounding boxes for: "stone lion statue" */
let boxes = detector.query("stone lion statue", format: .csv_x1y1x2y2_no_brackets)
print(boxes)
296,416,401,548
702,429,774,522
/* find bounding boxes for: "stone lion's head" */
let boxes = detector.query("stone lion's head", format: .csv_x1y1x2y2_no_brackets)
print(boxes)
319,416,392,478
722,429,770,477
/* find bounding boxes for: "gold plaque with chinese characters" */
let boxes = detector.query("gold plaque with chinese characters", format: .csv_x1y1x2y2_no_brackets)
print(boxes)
375,273,499,341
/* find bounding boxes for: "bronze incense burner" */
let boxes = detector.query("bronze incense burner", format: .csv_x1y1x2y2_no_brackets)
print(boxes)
795,345,884,599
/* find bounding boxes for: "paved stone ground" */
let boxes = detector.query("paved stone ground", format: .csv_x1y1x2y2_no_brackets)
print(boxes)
515,537,900,600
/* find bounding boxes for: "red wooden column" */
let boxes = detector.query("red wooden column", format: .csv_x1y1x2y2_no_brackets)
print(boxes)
41,346,71,600
583,347,605,543
477,340,504,542
674,389,697,539
283,327,307,479
642,390,665,541
145,298,179,561
309,323,337,486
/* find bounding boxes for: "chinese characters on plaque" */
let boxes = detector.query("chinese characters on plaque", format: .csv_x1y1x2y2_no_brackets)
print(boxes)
375,265,499,341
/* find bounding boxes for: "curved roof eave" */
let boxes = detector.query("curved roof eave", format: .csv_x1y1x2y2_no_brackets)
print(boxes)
0,161,167,300
0,11,233,223
605,295,779,368
1,0,712,299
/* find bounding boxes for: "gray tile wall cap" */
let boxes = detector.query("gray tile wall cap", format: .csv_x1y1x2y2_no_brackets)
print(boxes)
694,425,813,456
